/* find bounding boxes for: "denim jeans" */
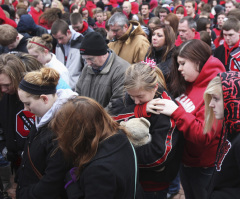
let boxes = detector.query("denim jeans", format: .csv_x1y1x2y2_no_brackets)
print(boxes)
168,173,180,194
180,164,214,199
144,188,168,199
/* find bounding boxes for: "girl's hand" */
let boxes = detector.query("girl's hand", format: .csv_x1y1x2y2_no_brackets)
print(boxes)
146,98,163,114
146,99,178,116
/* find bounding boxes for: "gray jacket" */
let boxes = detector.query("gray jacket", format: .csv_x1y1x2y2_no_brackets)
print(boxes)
76,50,130,110
55,29,84,90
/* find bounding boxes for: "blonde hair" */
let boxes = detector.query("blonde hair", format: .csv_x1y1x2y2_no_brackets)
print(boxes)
22,67,59,98
124,62,167,92
27,34,53,52
51,0,64,12
204,76,223,134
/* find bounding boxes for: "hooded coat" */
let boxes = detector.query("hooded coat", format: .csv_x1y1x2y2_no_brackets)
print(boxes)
207,71,240,199
16,89,78,199
17,14,48,37
108,21,150,64
173,5,187,17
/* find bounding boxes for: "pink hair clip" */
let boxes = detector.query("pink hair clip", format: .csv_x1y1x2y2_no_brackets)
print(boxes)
141,58,156,69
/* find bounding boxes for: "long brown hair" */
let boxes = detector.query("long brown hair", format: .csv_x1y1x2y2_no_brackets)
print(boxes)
0,54,26,99
50,96,128,176
146,24,176,62
169,39,212,98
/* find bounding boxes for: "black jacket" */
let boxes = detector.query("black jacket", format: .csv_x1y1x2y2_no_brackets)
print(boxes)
0,94,32,166
207,72,240,199
65,131,144,199
214,42,240,72
145,46,175,82
0,33,31,54
110,88,184,191
16,124,68,199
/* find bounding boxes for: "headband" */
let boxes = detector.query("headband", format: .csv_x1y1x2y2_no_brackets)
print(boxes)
29,41,50,51
19,79,56,95
141,58,156,69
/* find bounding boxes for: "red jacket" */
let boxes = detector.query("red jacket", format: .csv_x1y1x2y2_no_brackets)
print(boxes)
175,31,200,46
28,6,43,25
95,21,106,29
171,56,226,167
0,7,17,28
86,1,96,18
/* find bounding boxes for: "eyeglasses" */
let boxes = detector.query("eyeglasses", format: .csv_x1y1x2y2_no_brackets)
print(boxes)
82,56,96,62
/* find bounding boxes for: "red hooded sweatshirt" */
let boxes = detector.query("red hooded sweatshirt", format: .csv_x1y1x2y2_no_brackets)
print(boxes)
0,7,17,28
173,5,187,17
171,56,226,167
28,6,43,25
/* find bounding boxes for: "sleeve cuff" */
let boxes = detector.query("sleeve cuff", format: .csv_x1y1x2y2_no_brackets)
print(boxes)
171,105,185,120
134,103,151,118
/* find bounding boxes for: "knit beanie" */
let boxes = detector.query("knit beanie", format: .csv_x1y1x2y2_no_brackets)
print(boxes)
80,32,108,56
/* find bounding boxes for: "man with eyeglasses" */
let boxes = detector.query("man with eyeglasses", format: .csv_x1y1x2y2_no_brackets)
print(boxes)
108,12,150,64
76,32,130,111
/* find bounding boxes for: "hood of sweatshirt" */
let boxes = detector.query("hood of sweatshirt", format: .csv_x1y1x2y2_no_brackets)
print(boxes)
35,89,78,130
17,14,38,32
219,71,240,135
173,5,187,17
192,56,225,89
0,7,17,28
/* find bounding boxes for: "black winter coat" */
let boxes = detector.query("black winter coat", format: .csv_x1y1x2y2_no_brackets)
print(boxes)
0,94,31,167
16,124,68,199
65,131,144,199
145,47,175,84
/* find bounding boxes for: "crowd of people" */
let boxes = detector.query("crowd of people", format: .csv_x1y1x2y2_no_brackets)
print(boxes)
0,0,240,198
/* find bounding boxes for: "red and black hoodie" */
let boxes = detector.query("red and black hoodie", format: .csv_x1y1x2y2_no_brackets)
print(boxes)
208,71,240,199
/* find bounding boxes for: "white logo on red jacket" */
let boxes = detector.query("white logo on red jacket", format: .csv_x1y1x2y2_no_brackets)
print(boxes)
175,94,195,113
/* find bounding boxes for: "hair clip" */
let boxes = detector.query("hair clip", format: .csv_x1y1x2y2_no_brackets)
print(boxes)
141,58,156,69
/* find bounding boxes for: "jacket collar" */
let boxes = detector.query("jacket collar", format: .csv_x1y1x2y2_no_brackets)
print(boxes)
87,50,116,75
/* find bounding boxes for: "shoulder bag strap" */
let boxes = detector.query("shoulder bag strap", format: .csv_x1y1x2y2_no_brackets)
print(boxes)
130,142,137,199
27,145,43,179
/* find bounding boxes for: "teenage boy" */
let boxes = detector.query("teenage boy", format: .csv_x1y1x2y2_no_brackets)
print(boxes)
214,17,240,71
0,24,31,54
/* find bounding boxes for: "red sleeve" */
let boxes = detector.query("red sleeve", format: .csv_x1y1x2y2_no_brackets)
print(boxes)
171,104,221,145
134,103,151,118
